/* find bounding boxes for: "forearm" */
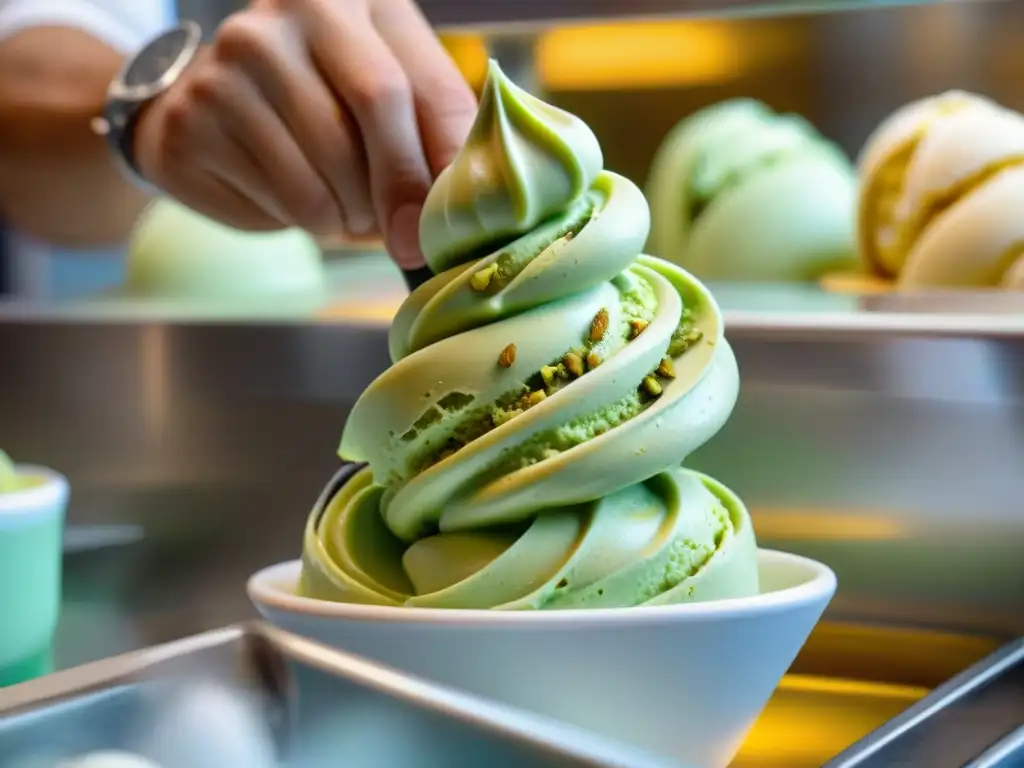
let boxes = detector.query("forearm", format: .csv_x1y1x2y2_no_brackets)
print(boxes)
0,26,148,247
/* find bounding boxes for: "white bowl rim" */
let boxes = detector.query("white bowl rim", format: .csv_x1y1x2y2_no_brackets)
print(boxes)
0,465,69,517
247,548,836,628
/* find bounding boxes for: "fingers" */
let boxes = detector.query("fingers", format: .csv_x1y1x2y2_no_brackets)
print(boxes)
217,10,378,236
209,14,345,235
189,107,291,225
136,0,477,273
136,62,282,230
371,0,477,176
298,1,432,267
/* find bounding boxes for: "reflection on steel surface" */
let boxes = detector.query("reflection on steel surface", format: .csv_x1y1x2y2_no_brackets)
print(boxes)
826,639,1024,768
1,316,1022,639
1,624,675,768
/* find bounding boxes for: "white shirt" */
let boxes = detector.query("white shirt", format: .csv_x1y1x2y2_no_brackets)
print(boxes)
0,0,172,298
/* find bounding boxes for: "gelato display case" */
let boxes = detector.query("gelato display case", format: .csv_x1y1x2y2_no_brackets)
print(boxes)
3,0,1024,765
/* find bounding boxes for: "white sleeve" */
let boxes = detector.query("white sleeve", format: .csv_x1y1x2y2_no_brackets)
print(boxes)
0,0,170,53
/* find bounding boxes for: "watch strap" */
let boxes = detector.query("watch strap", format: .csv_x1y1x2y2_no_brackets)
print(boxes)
96,21,202,190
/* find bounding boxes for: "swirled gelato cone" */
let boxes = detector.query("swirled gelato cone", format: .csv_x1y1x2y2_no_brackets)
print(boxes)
300,61,758,610
855,90,1024,290
646,100,857,282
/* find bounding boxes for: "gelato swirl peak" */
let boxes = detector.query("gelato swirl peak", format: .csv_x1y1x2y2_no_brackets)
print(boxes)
420,60,603,274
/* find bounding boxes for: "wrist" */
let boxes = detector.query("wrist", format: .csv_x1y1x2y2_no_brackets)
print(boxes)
92,21,202,194
129,97,164,189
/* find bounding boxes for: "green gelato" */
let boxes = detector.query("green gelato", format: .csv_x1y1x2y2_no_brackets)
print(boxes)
646,99,858,282
300,62,758,610
0,450,41,494
123,198,326,302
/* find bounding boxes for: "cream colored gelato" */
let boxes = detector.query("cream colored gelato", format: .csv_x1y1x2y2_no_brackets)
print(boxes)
857,90,1024,290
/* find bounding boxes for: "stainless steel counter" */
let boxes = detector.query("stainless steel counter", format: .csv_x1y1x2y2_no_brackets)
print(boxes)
3,287,1023,644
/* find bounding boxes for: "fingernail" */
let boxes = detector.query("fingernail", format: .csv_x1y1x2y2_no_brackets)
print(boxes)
347,210,376,237
388,204,425,269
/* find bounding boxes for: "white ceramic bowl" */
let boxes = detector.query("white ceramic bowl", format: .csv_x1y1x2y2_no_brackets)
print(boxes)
249,549,835,768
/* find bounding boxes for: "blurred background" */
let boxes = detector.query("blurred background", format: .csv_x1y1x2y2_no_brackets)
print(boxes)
3,2,1024,765
13,0,1024,298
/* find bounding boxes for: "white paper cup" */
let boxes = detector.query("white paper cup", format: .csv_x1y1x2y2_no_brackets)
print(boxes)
249,548,835,767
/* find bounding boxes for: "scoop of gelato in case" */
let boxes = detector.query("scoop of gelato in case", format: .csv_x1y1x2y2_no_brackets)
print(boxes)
300,61,758,610
124,198,326,301
646,99,857,282
857,90,1024,290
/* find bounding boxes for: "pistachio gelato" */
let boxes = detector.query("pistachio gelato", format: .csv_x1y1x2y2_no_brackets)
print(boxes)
123,198,326,301
646,100,857,283
855,90,1024,290
0,450,41,494
300,61,758,610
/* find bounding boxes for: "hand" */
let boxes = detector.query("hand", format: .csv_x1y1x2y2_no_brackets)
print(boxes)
134,0,477,268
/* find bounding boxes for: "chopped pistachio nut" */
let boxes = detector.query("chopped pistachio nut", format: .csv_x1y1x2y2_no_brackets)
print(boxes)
590,308,609,342
667,327,703,357
563,352,585,378
586,351,601,370
629,319,649,339
657,357,676,379
642,376,663,397
498,343,517,368
525,389,547,407
540,365,560,387
471,263,499,292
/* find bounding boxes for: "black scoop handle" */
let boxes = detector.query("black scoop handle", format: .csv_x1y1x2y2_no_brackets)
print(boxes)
401,266,434,293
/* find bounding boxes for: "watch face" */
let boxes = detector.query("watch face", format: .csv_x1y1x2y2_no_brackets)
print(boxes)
124,26,194,89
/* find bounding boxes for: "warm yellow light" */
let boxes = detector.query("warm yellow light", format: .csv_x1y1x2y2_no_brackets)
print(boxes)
753,509,907,541
442,22,751,91
779,673,929,701
318,299,400,324
440,33,490,89
734,673,926,768
537,22,744,90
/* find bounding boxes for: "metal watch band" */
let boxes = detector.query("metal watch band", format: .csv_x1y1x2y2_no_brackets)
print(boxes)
93,21,203,189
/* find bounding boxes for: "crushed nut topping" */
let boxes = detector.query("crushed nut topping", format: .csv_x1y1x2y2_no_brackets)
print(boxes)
590,308,609,342
642,375,663,397
629,319,649,339
470,263,499,292
563,352,585,378
498,343,517,368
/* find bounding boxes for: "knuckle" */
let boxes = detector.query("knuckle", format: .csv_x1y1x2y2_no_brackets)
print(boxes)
427,78,477,121
285,185,336,229
381,161,430,209
186,72,225,109
160,93,194,138
346,67,411,115
214,12,272,63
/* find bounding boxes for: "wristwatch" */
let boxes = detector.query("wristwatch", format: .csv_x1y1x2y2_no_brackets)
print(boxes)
92,20,203,185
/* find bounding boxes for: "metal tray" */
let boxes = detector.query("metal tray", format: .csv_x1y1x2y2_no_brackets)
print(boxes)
0,623,674,768
825,638,1024,768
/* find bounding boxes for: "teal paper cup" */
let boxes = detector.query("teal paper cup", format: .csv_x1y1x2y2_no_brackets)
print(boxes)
0,465,68,686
